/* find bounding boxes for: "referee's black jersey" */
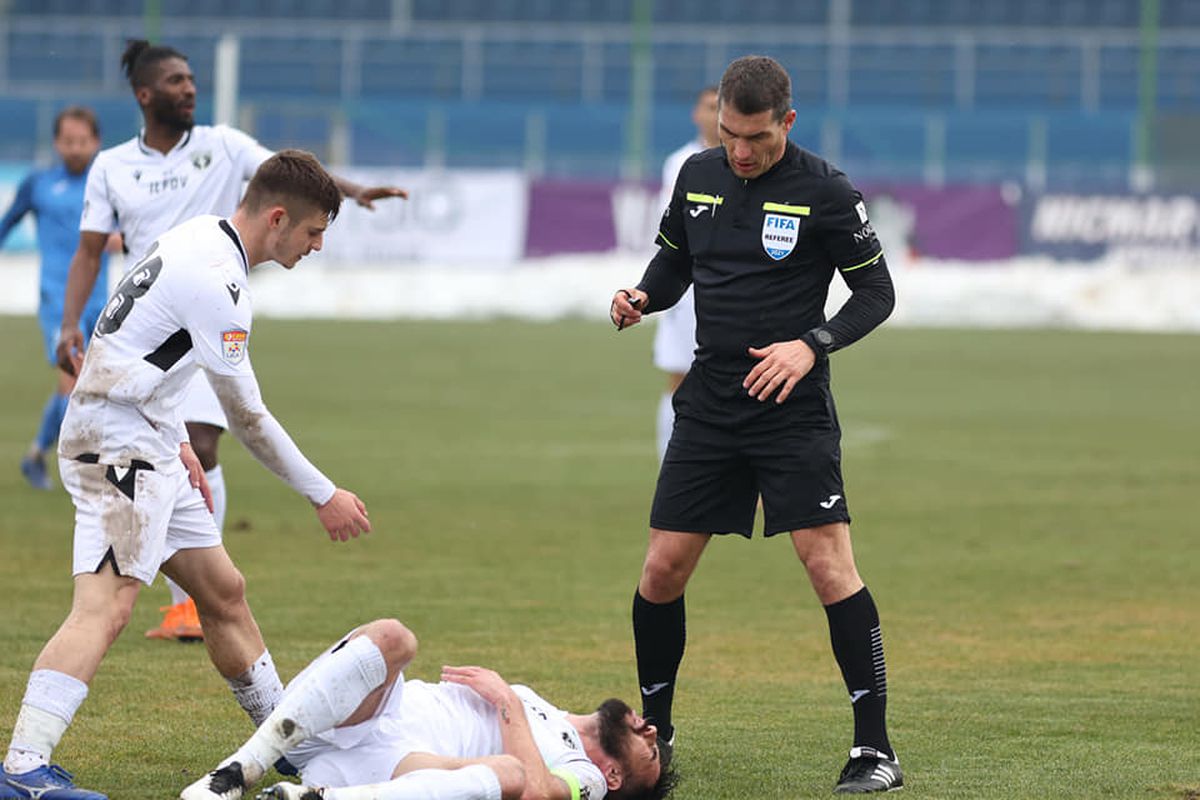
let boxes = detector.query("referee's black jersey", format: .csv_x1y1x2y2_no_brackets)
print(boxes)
637,140,894,386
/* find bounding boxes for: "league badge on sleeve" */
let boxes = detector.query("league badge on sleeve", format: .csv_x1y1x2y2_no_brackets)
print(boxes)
761,213,800,260
221,328,248,365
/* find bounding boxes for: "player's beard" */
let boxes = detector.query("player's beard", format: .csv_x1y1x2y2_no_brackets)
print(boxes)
596,698,634,760
149,92,195,134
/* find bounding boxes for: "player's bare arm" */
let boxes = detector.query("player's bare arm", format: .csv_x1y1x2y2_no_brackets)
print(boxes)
744,339,819,403
56,230,109,374
330,174,408,210
208,371,370,541
442,666,573,800
611,288,649,331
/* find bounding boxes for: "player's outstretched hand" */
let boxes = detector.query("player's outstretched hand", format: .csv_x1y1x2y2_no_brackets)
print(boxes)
610,288,649,331
56,324,86,376
179,442,214,513
355,185,408,210
316,488,371,541
745,339,818,403
441,666,515,708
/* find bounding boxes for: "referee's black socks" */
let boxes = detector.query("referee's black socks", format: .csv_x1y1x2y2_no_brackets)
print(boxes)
632,590,685,741
824,586,893,759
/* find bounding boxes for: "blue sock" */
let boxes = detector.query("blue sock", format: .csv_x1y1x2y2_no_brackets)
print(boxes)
34,393,69,453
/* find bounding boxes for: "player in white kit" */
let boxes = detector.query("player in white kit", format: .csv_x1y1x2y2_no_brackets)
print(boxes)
1,152,371,800
181,618,675,800
652,87,719,461
55,40,405,642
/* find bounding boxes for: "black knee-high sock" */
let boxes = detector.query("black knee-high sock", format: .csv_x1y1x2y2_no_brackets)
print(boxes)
824,586,893,759
632,590,685,739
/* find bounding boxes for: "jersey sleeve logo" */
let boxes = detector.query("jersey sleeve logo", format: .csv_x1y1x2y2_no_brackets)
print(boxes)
221,328,248,365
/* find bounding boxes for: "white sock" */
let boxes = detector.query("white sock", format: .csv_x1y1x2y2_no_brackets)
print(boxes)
207,465,227,534
656,391,675,463
4,670,88,774
229,637,386,784
325,765,502,800
166,576,190,606
226,650,284,727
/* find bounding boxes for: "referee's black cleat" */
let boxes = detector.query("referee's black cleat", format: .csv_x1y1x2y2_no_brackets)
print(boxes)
833,747,903,794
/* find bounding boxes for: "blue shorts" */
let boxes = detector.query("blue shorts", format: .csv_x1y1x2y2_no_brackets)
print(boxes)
38,301,102,366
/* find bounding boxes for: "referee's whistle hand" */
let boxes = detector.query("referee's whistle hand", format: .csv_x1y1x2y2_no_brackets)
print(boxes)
611,288,648,331
744,340,816,403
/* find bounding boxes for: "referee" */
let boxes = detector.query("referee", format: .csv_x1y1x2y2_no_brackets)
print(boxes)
610,55,901,794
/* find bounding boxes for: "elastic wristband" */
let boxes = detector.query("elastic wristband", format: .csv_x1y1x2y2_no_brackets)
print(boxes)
551,768,582,800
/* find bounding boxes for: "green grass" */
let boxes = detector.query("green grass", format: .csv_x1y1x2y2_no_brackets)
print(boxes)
1,315,1198,799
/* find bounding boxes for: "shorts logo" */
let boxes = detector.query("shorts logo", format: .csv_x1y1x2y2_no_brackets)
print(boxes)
855,200,869,223
221,328,248,365
762,213,800,260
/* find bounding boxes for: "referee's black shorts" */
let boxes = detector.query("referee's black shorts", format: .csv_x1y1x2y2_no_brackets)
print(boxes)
649,365,850,537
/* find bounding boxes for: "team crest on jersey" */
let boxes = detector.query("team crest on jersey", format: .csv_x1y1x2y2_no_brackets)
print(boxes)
221,329,248,365
192,151,212,170
761,213,800,260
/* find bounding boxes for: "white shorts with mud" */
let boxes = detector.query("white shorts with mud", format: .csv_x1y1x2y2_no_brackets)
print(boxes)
61,456,221,585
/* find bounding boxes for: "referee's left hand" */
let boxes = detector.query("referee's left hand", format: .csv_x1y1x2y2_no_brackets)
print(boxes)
744,339,817,403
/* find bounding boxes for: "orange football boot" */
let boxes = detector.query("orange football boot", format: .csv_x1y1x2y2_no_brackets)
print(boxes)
145,597,204,641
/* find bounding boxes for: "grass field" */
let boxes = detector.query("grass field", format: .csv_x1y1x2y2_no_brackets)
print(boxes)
1,315,1197,799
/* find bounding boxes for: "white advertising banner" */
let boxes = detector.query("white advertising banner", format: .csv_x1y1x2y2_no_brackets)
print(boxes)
308,168,529,268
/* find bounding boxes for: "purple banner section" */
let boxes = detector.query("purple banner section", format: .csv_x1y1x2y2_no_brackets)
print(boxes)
525,180,619,257
526,178,1021,261
861,184,1019,261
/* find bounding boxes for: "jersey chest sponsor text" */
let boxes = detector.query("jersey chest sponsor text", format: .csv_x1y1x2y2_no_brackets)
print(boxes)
142,173,190,195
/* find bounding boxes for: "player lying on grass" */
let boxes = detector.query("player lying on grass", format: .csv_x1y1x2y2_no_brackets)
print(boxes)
181,618,677,800
1,150,371,800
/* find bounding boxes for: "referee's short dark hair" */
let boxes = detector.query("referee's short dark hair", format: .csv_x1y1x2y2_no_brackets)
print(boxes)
242,149,342,223
719,55,792,122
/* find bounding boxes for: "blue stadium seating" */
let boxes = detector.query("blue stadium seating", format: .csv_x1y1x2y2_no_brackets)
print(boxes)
847,43,956,108
238,37,344,98
5,31,105,83
359,38,465,100
480,40,586,103
974,44,1082,109
0,1,1194,184
1098,45,1139,109
1157,45,1200,109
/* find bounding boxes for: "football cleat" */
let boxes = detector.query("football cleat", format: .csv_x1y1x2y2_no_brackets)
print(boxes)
834,747,903,794
179,761,247,800
19,453,52,491
1,764,108,799
657,732,675,770
255,784,325,800
146,598,204,641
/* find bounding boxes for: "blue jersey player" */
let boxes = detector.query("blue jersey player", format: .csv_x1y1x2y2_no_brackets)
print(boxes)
0,107,111,490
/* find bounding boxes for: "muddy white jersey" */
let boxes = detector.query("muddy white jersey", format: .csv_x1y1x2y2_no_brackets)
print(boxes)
60,215,253,472
80,125,272,260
